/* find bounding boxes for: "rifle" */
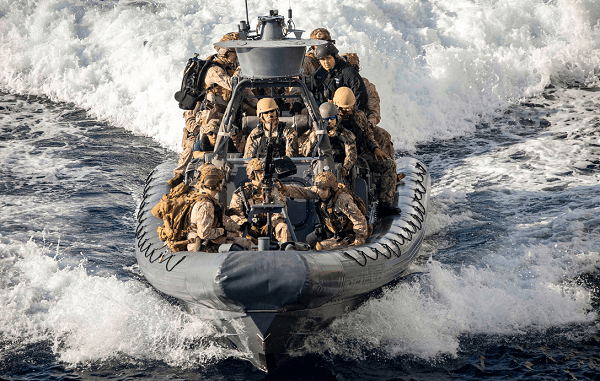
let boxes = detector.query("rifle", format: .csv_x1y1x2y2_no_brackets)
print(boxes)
261,140,275,204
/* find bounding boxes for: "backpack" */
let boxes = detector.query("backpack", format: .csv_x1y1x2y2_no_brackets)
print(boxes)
174,54,218,110
150,182,208,252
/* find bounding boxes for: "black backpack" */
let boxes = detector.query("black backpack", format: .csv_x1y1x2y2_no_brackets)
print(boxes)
174,54,218,110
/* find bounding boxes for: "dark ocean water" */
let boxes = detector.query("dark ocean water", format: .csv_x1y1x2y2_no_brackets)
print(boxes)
1,88,600,380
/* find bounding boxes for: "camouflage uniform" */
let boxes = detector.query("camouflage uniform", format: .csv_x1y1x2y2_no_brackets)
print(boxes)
187,190,250,252
303,51,321,76
173,110,203,176
243,122,299,158
228,184,292,243
301,125,357,174
280,184,369,250
195,55,237,124
363,78,381,127
341,53,394,157
172,55,238,178
372,125,394,159
340,110,396,205
192,119,244,158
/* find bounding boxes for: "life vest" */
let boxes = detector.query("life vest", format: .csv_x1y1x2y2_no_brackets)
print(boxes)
339,116,368,155
256,122,288,158
234,183,270,235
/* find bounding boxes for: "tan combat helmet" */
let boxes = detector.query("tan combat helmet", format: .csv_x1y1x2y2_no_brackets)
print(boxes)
246,158,266,180
195,163,224,190
200,119,220,137
332,87,356,108
256,97,279,117
310,28,334,43
215,32,241,55
314,171,338,190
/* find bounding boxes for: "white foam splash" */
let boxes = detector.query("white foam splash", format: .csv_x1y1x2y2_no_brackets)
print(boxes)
1,0,599,151
0,236,242,368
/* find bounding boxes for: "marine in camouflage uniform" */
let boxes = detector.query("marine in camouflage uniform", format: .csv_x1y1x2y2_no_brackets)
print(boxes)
187,163,251,252
192,119,242,159
228,159,292,244
244,98,299,158
277,171,369,250
333,87,399,213
168,32,245,187
341,53,395,158
301,102,357,178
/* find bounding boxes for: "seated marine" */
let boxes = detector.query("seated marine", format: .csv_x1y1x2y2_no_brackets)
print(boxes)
301,102,357,179
244,98,299,158
277,171,369,250
192,119,240,159
187,163,251,252
333,87,400,216
341,53,394,158
228,158,293,244
168,32,243,187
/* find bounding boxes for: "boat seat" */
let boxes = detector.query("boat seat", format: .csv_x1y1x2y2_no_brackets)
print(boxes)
241,115,311,136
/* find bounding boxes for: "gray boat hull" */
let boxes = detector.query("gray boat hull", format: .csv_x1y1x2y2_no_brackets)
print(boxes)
135,157,430,371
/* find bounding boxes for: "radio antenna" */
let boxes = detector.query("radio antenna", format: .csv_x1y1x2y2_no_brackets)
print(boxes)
245,0,250,26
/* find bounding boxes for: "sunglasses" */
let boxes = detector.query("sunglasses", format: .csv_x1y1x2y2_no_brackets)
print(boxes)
322,116,336,121
206,131,216,136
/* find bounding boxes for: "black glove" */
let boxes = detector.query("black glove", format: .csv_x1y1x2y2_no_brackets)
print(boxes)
290,102,303,116
315,224,325,240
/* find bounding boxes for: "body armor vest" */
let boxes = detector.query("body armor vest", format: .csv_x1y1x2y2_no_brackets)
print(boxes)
315,189,354,239
328,130,347,163
257,122,287,158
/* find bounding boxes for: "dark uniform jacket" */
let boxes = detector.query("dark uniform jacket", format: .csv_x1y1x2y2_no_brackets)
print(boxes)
313,59,368,111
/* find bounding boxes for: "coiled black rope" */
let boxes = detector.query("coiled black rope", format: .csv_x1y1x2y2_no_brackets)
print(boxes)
342,250,367,266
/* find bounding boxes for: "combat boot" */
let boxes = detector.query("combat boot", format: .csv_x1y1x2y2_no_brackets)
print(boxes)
377,202,401,217
167,173,184,187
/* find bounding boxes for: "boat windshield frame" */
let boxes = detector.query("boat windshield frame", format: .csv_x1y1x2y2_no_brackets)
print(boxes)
212,77,326,160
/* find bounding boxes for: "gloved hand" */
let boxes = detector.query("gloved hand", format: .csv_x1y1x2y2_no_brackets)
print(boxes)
249,224,261,236
274,179,286,192
193,101,203,115
290,102,303,116
260,224,270,235
374,148,389,161
315,224,325,240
